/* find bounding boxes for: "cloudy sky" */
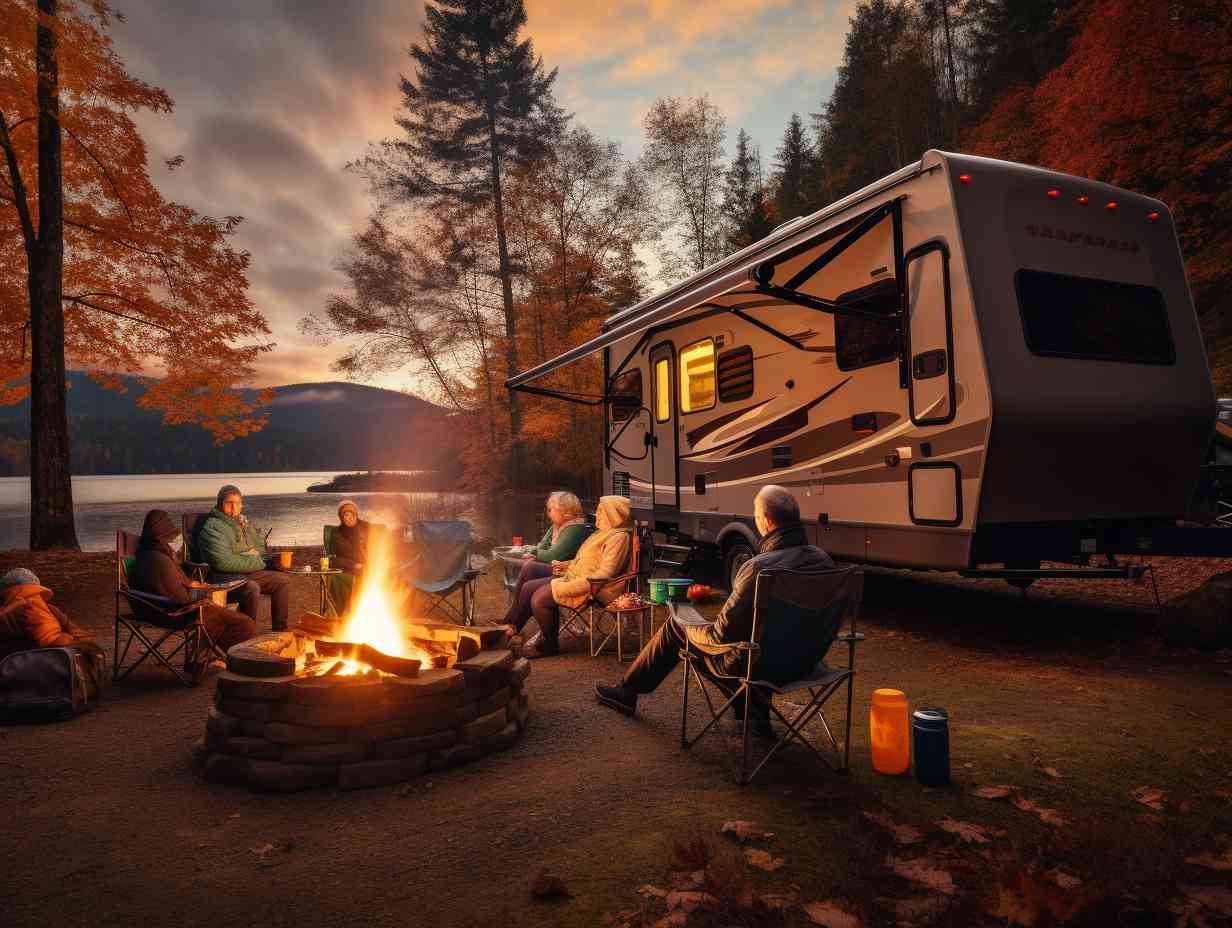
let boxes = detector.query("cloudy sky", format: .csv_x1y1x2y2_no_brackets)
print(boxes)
110,0,857,393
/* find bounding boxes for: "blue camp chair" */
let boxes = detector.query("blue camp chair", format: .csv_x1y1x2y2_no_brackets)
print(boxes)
409,521,485,625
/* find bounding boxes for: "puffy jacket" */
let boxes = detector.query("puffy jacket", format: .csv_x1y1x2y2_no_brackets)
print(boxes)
197,507,268,574
0,584,93,658
550,496,632,609
690,522,835,679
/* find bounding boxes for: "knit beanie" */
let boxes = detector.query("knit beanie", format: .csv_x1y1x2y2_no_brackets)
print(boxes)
216,484,242,508
338,500,359,521
0,567,40,588
141,508,180,542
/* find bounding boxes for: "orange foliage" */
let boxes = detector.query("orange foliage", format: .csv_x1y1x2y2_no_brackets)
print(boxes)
0,0,273,440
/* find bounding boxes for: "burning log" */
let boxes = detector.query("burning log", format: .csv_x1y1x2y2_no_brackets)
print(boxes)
314,640,421,678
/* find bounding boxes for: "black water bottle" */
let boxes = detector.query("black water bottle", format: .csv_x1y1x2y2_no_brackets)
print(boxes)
912,707,950,786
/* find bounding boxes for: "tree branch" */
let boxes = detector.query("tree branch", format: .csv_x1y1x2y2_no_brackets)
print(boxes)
62,123,135,225
0,111,37,258
64,295,173,334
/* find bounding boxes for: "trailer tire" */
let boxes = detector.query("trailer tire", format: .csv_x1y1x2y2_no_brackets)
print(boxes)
724,538,756,591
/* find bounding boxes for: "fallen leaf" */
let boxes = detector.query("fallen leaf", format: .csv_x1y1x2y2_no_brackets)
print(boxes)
987,887,1035,927
937,819,992,844
962,762,974,769
1012,796,1068,827
744,848,785,872
1186,848,1232,871
1172,884,1232,923
638,884,668,898
882,895,947,927
530,870,570,901
665,890,717,913
1047,869,1083,890
653,911,688,928
1132,786,1166,811
720,820,771,842
1200,747,1217,757
250,842,274,861
972,785,1014,800
802,899,863,927
886,855,957,895
1039,766,1064,779
758,891,800,912
862,810,923,845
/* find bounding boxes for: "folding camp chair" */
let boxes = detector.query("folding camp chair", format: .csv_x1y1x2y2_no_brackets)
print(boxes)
113,530,223,687
180,512,212,581
409,521,484,625
678,565,864,785
558,528,653,657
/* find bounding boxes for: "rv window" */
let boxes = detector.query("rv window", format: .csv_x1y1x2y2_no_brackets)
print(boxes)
718,345,755,402
835,278,900,371
610,369,642,422
654,359,671,422
1016,270,1175,364
679,339,717,414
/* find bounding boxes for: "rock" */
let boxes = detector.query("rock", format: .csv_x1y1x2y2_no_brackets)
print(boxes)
384,692,462,719
479,687,512,716
281,742,369,765
480,721,521,753
509,657,532,687
226,634,298,677
263,721,348,746
382,668,464,699
287,676,384,707
352,713,458,743
215,671,295,702
453,702,480,725
461,706,510,743
370,730,457,759
509,692,530,731
204,752,253,786
273,701,377,728
189,737,208,770
246,760,337,792
1160,572,1232,649
427,741,483,771
211,736,282,760
215,695,275,723
338,755,428,790
452,649,515,687
240,719,267,738
205,706,244,737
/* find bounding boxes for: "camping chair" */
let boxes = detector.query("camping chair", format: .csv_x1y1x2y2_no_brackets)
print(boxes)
558,529,652,657
408,521,484,625
677,565,864,785
180,512,212,581
113,530,222,687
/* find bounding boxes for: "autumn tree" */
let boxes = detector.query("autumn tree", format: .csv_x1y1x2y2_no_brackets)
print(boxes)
351,0,561,483
0,0,271,548
721,129,773,252
642,95,727,281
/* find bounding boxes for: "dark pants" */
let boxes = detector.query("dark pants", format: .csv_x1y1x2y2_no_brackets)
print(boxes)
504,575,562,651
623,619,768,719
218,570,291,630
201,603,256,651
501,559,551,625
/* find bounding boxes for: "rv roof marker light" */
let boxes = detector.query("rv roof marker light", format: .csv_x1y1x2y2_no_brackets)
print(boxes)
958,173,971,184
1077,195,1090,205
1106,201,1118,210
1148,211,1161,221
1047,188,1061,199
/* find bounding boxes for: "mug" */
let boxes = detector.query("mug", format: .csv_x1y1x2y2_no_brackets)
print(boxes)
277,551,293,570
319,556,330,571
512,535,524,546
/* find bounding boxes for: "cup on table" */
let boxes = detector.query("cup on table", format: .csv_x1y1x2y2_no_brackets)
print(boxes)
277,551,293,570
319,556,330,571
512,535,524,546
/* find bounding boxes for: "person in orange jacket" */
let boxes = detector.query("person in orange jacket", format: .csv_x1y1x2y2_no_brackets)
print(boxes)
0,568,104,665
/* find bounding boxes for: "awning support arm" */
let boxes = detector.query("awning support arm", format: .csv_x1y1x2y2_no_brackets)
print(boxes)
508,383,605,406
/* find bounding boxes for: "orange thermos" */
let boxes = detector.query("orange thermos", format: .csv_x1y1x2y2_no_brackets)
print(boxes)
870,688,910,774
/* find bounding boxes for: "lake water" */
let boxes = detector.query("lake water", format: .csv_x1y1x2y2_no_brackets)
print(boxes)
0,472,467,552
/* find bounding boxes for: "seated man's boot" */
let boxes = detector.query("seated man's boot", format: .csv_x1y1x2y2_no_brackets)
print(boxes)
594,681,637,716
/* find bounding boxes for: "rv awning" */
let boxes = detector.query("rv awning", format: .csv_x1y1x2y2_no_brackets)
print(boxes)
505,158,926,395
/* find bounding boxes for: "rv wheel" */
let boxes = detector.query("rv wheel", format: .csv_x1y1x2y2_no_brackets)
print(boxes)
724,539,756,590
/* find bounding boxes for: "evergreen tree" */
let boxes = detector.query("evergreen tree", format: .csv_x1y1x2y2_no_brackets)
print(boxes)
772,113,812,222
721,129,773,252
354,0,560,482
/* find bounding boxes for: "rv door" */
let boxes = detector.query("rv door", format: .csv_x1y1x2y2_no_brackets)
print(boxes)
905,240,956,425
649,342,680,508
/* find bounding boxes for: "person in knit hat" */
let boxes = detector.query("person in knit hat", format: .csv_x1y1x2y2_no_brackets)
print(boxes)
328,500,371,614
129,508,255,663
0,567,104,664
197,485,291,630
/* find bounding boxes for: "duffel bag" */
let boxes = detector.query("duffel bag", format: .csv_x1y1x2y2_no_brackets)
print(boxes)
0,646,101,722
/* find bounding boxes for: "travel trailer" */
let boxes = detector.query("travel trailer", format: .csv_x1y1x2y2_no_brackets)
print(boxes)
507,150,1223,589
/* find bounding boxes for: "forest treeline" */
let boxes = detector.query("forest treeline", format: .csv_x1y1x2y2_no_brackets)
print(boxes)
304,0,1229,498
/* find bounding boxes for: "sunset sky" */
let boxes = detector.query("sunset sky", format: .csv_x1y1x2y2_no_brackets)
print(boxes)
110,0,858,394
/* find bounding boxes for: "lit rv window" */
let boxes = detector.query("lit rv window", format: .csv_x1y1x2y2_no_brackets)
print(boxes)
654,359,670,422
835,278,899,371
718,345,755,402
679,339,716,413
1016,270,1175,364
610,369,642,422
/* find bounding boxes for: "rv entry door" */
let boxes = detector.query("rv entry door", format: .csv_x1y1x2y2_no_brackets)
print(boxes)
649,342,680,509
905,241,956,425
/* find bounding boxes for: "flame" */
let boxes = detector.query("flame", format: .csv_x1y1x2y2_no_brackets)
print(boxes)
333,527,425,674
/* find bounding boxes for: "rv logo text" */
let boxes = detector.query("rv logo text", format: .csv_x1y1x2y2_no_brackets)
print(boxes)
1025,224,1139,253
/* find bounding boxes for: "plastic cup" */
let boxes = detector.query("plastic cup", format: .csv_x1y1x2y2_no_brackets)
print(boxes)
319,556,330,571
278,551,292,570
512,535,524,546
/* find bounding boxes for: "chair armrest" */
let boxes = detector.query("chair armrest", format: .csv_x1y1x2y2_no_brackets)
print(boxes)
585,570,636,598
184,560,209,582
119,589,203,619
837,632,865,642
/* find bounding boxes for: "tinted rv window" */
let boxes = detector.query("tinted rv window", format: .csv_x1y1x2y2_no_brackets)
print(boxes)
717,345,754,402
835,277,900,371
610,369,641,422
679,339,717,413
1016,270,1174,364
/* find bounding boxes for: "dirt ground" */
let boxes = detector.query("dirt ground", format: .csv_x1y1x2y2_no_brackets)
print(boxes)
1,548,1231,927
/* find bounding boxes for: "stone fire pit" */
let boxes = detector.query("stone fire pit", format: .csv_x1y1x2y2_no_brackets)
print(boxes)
193,622,531,791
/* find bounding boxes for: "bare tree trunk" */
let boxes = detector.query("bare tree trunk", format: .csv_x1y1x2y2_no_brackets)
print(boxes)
940,0,960,145
29,0,78,550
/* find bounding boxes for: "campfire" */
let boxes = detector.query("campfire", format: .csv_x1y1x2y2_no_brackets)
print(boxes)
192,531,532,792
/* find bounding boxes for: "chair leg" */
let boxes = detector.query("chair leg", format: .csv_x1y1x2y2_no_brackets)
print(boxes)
680,647,691,747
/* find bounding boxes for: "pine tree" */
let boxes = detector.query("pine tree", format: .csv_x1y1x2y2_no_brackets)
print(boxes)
721,129,773,252
354,0,560,482
772,113,812,223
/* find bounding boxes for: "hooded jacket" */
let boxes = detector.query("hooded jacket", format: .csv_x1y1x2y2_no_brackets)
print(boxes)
197,506,268,574
550,496,633,609
0,584,92,658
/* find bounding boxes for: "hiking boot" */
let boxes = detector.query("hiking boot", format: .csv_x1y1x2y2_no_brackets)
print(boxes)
594,681,637,716
523,637,559,659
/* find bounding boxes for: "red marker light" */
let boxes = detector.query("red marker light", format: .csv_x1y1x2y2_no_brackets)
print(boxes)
1047,189,1061,199
958,173,971,185
1077,195,1090,205
1147,211,1160,221
1106,201,1118,210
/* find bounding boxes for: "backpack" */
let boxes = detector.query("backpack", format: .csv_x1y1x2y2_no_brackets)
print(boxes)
0,647,101,722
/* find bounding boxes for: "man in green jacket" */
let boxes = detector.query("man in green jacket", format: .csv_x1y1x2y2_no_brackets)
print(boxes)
197,485,291,631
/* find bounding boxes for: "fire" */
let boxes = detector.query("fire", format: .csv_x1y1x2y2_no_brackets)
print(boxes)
333,527,425,674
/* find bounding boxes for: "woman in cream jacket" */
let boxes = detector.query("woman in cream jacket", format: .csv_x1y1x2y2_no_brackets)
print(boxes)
506,495,632,657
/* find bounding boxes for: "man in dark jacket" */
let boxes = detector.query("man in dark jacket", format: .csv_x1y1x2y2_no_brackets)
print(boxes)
594,486,834,733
